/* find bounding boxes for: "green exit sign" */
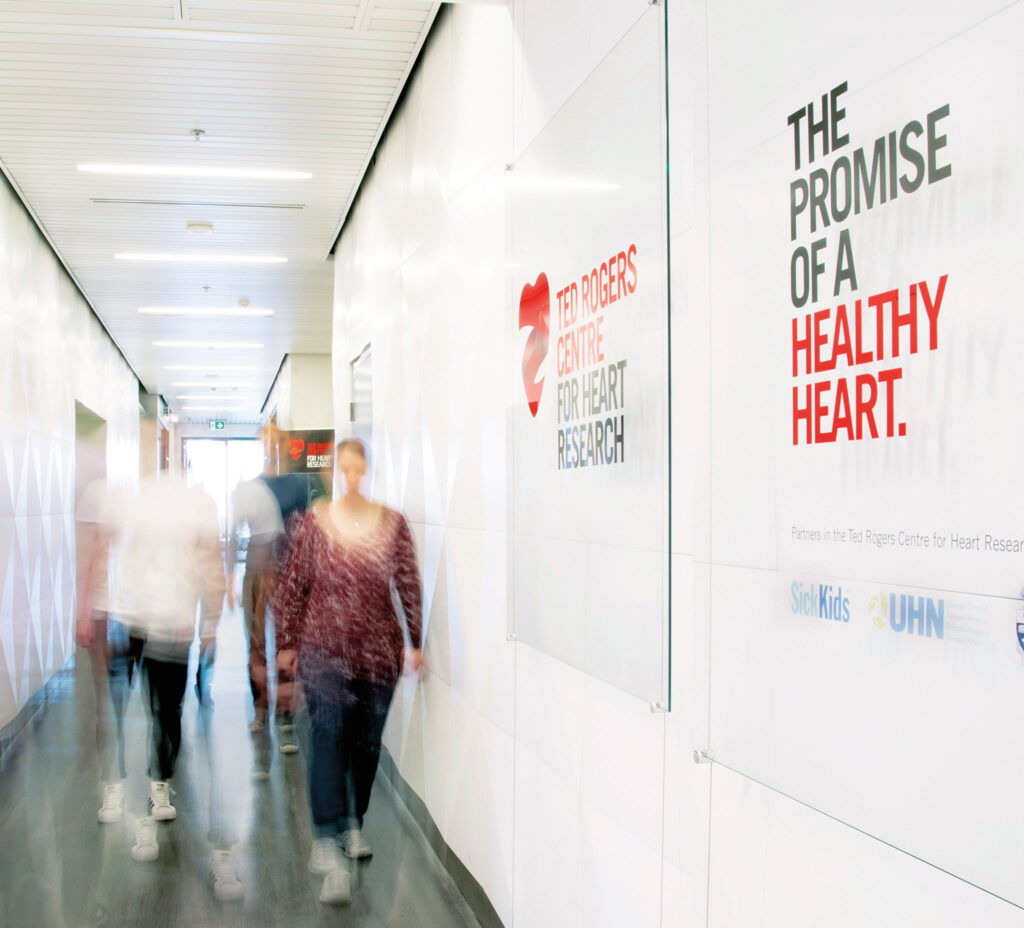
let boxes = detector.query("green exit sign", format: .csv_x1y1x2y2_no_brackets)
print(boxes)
208,420,225,431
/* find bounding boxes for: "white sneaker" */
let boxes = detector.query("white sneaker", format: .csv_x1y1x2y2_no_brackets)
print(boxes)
339,829,372,859
209,849,243,902
149,781,176,821
308,836,344,875
130,817,159,862
278,732,299,755
318,866,352,905
250,764,270,783
248,709,267,733
97,783,124,824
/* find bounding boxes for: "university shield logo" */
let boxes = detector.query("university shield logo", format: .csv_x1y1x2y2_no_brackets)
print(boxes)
1016,622,1024,656
518,273,550,417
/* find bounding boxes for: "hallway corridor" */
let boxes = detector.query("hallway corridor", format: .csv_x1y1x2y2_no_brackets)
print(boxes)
0,600,480,928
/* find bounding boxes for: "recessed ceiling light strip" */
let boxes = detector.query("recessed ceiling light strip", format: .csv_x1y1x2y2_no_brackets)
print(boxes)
181,405,255,412
171,381,255,388
80,164,312,180
91,198,306,209
164,365,257,371
176,395,255,401
119,254,286,264
155,340,263,349
140,307,274,317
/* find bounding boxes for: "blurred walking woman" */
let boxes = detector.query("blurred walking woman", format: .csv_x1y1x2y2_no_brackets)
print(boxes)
273,438,422,904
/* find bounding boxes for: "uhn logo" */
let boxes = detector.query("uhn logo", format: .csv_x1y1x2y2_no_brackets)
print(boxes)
873,593,944,639
518,273,550,417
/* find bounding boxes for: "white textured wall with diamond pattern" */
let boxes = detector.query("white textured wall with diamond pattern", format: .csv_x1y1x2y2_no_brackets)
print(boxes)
0,177,139,730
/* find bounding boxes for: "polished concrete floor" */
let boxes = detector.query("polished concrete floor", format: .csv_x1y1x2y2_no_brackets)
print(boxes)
0,599,480,928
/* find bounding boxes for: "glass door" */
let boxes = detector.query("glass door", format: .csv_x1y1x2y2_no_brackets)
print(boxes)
183,439,264,541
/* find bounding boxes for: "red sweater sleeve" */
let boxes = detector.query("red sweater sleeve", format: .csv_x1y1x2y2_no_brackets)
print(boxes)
272,510,316,653
392,515,422,650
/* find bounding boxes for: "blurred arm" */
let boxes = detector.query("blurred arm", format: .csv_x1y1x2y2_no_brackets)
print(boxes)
271,511,316,669
392,514,423,673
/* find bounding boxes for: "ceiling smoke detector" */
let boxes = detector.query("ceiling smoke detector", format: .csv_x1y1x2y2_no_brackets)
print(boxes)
186,221,214,235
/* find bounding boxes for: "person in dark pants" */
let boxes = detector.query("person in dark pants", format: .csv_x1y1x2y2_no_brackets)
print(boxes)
304,677,394,844
273,439,422,906
98,446,228,883
226,425,325,763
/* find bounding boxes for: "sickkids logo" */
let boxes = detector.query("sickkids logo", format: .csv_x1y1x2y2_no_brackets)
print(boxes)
790,581,850,622
517,245,638,470
869,591,945,639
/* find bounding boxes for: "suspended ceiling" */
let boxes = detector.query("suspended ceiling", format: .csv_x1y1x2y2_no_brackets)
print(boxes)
0,0,442,423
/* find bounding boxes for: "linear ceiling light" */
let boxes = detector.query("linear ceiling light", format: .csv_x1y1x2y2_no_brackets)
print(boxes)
163,364,257,371
79,164,312,180
171,381,255,388
176,394,255,401
154,340,262,349
91,198,305,209
180,405,254,412
139,307,273,317
118,253,286,264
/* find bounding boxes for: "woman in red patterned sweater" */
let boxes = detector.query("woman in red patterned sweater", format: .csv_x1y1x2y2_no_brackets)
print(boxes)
273,438,422,904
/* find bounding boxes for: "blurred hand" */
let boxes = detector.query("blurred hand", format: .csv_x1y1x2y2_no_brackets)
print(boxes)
277,649,298,676
200,633,217,666
403,647,422,678
76,617,94,649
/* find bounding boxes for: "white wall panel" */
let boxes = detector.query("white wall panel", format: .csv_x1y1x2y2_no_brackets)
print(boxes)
580,676,664,852
444,708,515,925
580,798,663,928
511,0,649,156
514,645,585,788
708,766,1024,928
0,176,137,729
513,740,585,928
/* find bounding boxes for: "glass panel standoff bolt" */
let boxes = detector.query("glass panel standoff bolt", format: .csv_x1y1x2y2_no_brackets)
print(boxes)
693,749,712,765
649,701,667,713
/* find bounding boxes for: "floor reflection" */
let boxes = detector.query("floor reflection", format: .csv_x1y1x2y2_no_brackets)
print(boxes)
0,593,479,928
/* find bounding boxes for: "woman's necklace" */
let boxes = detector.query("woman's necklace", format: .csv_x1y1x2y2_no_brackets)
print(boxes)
343,500,364,528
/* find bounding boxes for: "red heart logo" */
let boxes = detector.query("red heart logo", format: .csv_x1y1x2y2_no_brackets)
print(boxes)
288,439,304,460
518,273,550,417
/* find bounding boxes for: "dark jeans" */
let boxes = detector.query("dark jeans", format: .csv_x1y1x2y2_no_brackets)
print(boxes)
305,676,395,837
129,636,190,782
